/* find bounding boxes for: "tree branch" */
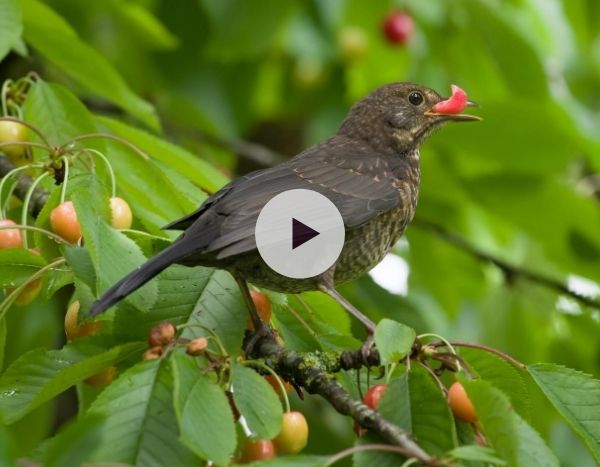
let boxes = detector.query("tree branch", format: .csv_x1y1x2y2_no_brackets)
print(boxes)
0,156,49,216
247,334,436,465
414,218,600,310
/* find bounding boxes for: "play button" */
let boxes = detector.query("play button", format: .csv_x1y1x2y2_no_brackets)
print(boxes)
255,189,345,279
292,218,319,249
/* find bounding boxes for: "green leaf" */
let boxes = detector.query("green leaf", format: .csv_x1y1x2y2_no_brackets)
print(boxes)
71,178,158,311
40,414,105,467
0,0,22,61
462,379,559,466
374,319,415,365
172,354,236,465
459,347,530,419
0,248,46,287
97,116,229,193
378,371,411,432
528,363,600,464
408,365,457,456
0,423,17,466
232,364,283,439
447,445,506,465
84,358,199,465
0,340,142,424
21,0,158,129
114,2,178,50
22,80,99,147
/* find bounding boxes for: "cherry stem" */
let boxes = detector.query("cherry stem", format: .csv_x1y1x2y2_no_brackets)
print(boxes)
57,156,70,204
243,359,291,413
325,444,421,467
1,80,12,117
0,117,54,151
73,148,116,198
439,341,526,370
21,171,49,249
0,224,71,246
58,133,150,160
119,229,171,243
0,257,66,321
418,333,462,372
0,164,43,218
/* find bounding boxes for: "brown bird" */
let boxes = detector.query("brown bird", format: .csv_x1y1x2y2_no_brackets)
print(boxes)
89,82,479,341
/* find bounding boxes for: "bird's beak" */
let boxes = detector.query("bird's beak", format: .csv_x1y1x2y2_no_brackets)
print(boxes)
424,99,482,122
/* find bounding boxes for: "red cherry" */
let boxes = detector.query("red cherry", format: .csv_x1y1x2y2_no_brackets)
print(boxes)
382,12,414,45
239,439,276,462
0,219,23,249
50,201,81,244
363,384,388,410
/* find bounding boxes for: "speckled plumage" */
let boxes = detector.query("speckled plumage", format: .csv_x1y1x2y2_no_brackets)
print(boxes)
89,82,478,319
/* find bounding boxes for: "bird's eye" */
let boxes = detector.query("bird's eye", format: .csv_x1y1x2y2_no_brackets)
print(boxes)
408,91,424,106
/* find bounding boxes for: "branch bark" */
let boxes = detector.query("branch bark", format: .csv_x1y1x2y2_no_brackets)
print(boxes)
0,156,49,216
413,218,600,311
247,334,436,465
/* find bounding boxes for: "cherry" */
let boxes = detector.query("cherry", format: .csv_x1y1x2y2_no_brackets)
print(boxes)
148,322,176,347
64,300,101,340
431,84,469,114
247,290,272,330
110,197,133,229
84,366,116,388
0,120,28,161
12,278,42,306
448,381,477,423
0,219,23,249
273,411,309,454
239,439,276,463
186,337,208,356
143,346,163,360
382,12,414,45
363,384,388,410
50,201,81,244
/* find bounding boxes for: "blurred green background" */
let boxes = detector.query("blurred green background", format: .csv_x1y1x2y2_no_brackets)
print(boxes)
1,0,600,465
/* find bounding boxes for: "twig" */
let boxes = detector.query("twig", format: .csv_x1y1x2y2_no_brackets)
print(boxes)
0,157,49,216
247,334,435,465
414,219,600,311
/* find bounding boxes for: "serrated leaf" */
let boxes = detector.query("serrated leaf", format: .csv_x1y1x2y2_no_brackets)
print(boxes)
97,116,228,193
83,358,199,466
21,0,158,129
374,319,415,366
0,340,142,424
459,347,530,419
528,363,600,464
448,445,506,465
71,179,157,311
378,371,411,431
0,248,46,287
172,354,236,465
409,365,457,456
22,80,99,147
0,0,22,61
462,379,559,466
232,364,283,439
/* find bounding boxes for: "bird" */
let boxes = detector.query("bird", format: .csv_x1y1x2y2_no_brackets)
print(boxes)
89,82,479,343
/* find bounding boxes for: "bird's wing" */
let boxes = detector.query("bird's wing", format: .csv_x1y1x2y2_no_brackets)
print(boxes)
176,140,401,259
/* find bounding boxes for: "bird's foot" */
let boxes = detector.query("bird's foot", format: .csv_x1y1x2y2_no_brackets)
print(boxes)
360,333,376,366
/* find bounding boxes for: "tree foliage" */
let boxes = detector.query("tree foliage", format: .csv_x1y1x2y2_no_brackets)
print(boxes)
0,0,599,465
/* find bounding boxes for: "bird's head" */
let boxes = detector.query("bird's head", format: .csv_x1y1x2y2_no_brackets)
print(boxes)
339,82,480,154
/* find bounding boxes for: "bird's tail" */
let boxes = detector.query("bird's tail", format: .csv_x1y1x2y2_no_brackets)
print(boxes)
89,242,188,317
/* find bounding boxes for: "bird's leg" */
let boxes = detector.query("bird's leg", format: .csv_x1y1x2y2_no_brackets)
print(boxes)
233,275,273,355
318,284,377,363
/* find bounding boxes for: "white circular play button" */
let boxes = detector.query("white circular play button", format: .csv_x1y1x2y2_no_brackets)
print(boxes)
255,189,345,279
